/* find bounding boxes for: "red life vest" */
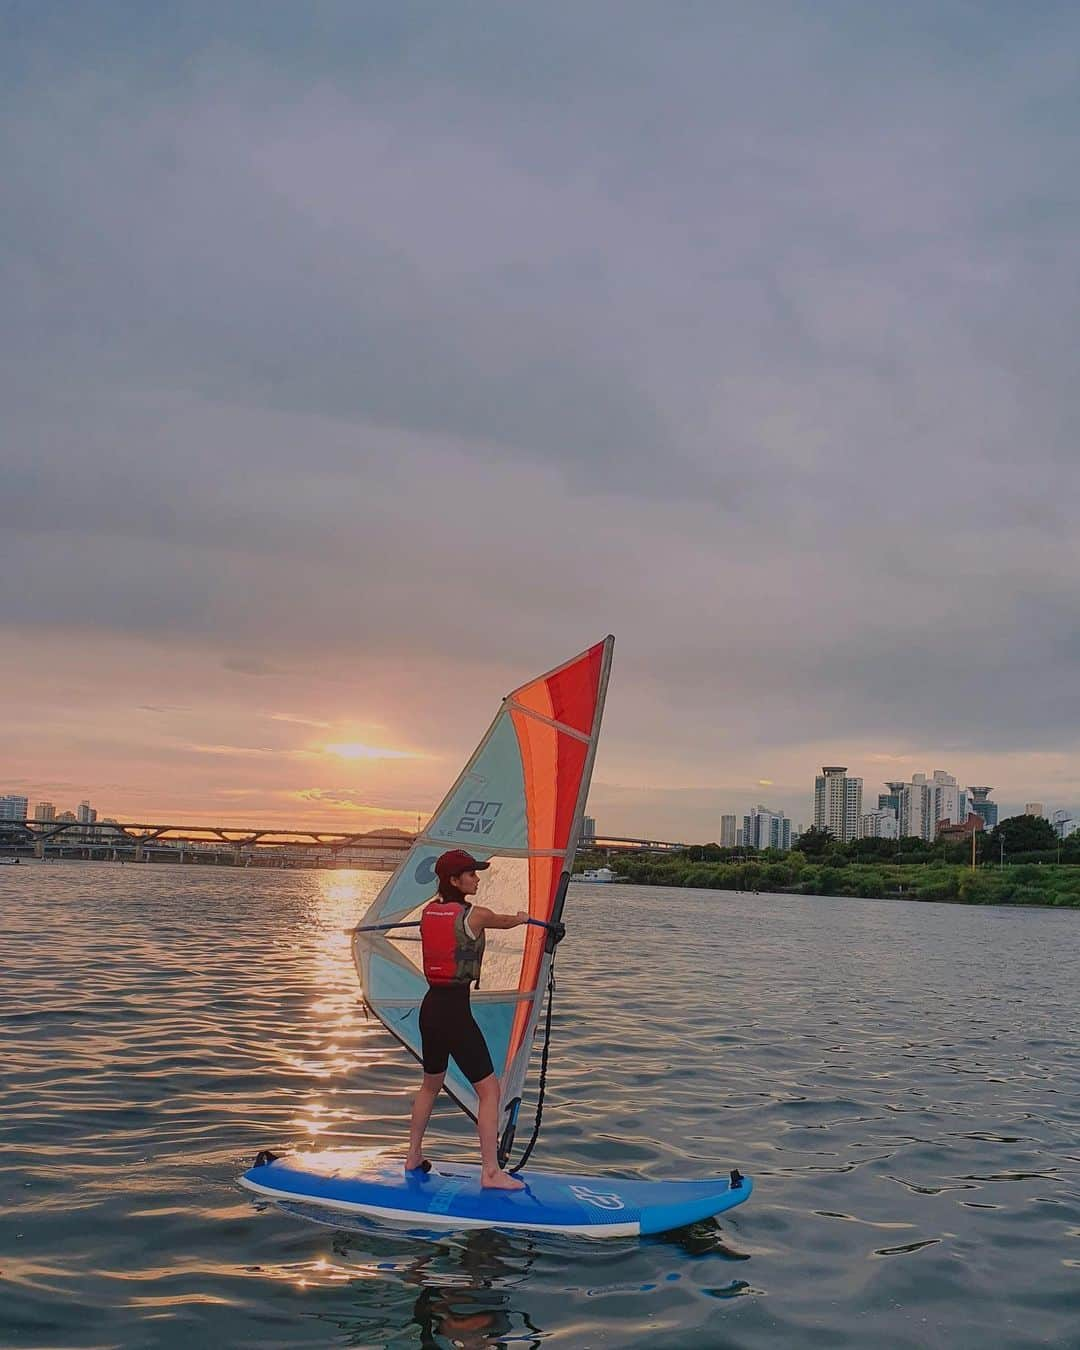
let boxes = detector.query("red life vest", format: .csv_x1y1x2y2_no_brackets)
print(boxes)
420,899,485,986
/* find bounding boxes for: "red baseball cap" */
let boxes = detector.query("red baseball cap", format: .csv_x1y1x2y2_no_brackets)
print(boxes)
434,849,491,881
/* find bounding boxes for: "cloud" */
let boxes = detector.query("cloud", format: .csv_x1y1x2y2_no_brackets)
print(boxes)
222,657,288,677
2,3,1079,829
297,787,424,817
185,743,302,758
322,742,419,761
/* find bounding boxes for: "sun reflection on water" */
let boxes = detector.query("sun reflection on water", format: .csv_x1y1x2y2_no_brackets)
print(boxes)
268,869,397,1147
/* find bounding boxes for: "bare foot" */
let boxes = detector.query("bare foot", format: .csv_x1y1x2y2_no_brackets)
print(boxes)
482,1169,525,1191
404,1156,430,1172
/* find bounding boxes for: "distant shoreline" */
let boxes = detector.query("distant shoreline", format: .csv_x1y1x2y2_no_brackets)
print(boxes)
0,853,393,873
7,851,1076,908
577,859,1080,909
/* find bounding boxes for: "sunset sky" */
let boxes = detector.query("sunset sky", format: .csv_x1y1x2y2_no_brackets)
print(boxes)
3,3,1079,838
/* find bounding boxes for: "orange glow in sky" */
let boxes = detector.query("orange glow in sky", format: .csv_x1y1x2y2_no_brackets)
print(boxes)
2,628,1075,839
322,742,418,761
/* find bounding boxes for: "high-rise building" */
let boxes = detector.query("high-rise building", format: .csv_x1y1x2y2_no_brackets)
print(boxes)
898,774,933,840
719,814,738,848
968,787,998,829
77,799,98,843
34,801,56,822
879,782,905,816
1024,802,1045,818
581,816,596,842
814,767,862,843
743,806,792,851
883,771,972,839
1052,810,1076,839
859,808,898,839
0,795,29,821
930,770,962,831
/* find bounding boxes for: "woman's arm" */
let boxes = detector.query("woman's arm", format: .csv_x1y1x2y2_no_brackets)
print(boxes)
468,906,529,933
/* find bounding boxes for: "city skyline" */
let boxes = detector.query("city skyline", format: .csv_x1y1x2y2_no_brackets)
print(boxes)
3,5,1079,839
3,759,1071,844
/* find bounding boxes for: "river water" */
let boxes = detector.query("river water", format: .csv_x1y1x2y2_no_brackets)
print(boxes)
2,863,1077,1348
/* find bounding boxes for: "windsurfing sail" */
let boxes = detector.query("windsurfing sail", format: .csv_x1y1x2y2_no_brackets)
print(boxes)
352,636,614,1162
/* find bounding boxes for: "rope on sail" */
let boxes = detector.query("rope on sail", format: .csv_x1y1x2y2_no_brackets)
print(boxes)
507,954,558,1174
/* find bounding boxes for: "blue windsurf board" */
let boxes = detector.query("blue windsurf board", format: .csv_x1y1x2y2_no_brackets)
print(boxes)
239,1149,752,1238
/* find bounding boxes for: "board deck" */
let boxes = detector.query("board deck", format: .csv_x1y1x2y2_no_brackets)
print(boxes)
239,1149,752,1237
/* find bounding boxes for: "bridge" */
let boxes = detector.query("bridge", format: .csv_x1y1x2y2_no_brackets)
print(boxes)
587,834,686,855
0,820,415,868
0,819,687,867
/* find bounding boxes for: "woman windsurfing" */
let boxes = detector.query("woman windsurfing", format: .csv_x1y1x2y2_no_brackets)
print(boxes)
405,848,529,1191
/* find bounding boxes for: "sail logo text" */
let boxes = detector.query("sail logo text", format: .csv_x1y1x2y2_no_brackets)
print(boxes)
456,800,502,834
569,1184,625,1211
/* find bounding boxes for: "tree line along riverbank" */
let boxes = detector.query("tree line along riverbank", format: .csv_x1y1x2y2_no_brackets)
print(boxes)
579,814,1080,907
593,854,1080,907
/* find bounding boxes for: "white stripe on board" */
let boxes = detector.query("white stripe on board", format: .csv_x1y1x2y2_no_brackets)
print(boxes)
238,1176,640,1237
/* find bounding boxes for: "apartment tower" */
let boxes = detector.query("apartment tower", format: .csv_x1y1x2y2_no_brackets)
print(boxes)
814,767,863,843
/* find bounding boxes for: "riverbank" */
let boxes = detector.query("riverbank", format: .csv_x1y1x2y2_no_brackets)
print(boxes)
601,855,1080,907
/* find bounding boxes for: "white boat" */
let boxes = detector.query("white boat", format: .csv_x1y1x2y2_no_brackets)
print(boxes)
575,866,616,883
0,856,22,865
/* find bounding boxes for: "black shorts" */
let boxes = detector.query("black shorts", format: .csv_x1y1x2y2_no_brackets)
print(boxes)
419,984,494,1084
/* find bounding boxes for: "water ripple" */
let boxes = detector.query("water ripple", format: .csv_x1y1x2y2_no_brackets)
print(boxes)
2,865,1078,1347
